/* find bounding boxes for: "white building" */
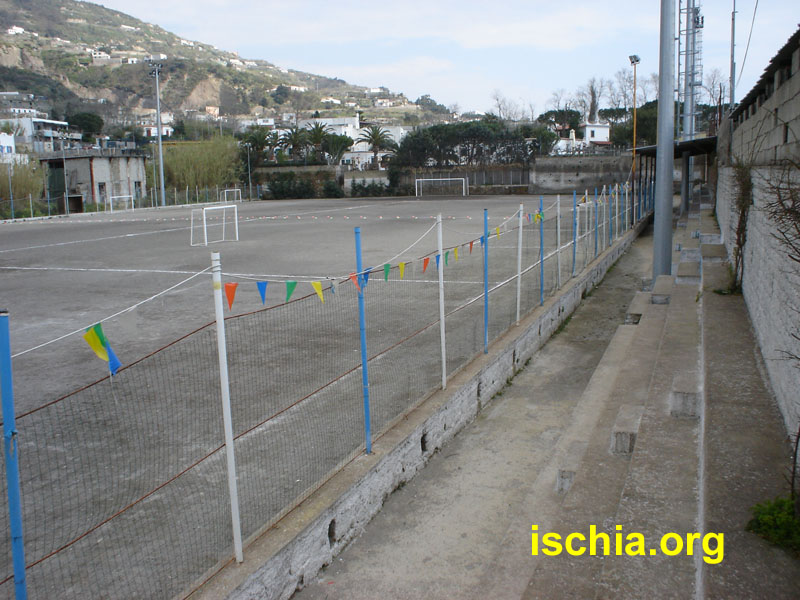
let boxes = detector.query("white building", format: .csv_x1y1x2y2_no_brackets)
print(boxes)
143,124,173,138
552,122,611,154
0,116,74,153
321,97,342,105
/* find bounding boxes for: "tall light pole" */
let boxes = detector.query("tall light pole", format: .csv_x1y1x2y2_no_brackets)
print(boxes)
60,131,70,216
653,0,676,278
148,60,167,207
243,142,252,199
629,54,640,225
6,162,14,220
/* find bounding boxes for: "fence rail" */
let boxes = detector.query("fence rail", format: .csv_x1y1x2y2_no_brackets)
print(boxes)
1,182,655,598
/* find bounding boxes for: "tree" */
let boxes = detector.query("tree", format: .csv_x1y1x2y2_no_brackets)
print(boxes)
271,85,290,105
356,125,395,168
575,78,603,123
279,126,308,160
304,121,333,158
322,134,353,165
415,94,449,114
537,109,581,133
67,112,104,140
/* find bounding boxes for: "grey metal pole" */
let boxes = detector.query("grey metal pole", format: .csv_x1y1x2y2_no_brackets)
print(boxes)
653,0,676,279
153,65,167,208
730,0,736,112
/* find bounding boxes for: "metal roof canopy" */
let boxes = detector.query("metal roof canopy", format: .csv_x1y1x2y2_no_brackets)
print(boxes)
635,135,716,158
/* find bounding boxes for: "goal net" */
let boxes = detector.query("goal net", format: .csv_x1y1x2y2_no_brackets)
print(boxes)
415,178,469,197
190,205,239,246
221,188,243,203
108,195,134,212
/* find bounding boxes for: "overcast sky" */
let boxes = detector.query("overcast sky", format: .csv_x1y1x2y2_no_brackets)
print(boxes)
90,0,798,115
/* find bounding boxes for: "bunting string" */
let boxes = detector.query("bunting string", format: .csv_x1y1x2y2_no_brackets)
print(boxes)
11,267,212,358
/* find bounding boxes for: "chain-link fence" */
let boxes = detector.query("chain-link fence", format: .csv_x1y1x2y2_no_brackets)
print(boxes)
1,183,651,599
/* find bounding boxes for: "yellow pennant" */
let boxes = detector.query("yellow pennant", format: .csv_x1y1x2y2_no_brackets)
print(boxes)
496,227,500,240
311,281,324,303
454,246,458,261
399,262,406,280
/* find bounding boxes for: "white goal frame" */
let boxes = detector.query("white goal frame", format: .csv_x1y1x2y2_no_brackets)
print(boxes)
190,204,239,246
221,188,243,203
415,177,469,197
108,195,134,213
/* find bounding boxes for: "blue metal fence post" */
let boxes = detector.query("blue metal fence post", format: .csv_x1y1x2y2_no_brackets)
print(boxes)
1,311,28,600
593,188,598,258
483,208,489,354
353,228,371,454
539,195,544,306
609,187,613,247
571,190,577,277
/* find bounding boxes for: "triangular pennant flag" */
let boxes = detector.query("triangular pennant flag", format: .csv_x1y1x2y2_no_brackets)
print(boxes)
470,240,474,253
363,268,371,286
224,282,238,310
330,281,336,295
445,251,449,266
311,281,324,303
527,212,532,222
399,262,406,280
454,246,458,261
383,263,391,281
480,235,484,247
423,257,430,273
83,323,122,375
285,280,297,302
349,272,361,292
496,227,500,240
435,254,440,269
256,281,268,305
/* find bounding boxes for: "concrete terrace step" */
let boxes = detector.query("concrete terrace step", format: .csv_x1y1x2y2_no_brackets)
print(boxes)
521,285,671,598
598,274,703,598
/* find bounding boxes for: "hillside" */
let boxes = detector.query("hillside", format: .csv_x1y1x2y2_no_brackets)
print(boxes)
0,0,423,124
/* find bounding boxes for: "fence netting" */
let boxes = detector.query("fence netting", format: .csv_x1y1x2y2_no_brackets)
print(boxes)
1,185,641,599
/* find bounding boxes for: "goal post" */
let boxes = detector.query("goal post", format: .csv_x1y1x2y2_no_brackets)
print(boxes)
415,178,469,197
108,195,134,213
220,188,243,203
190,204,239,246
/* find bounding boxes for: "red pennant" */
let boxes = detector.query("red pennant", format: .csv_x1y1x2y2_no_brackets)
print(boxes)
423,257,430,273
349,272,361,292
224,282,238,310
469,240,474,254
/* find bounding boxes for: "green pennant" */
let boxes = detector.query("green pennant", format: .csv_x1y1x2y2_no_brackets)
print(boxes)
285,280,297,302
383,263,391,281
445,250,449,266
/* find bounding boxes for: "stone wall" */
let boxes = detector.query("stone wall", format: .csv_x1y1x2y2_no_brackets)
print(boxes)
716,164,800,436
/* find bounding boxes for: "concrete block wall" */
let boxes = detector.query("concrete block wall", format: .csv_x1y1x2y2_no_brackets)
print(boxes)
729,45,800,165
716,165,800,436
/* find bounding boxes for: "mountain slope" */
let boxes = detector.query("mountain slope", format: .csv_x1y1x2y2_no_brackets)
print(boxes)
0,0,374,120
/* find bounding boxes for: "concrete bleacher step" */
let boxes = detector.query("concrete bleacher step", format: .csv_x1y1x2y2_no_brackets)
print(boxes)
598,275,703,598
650,274,674,305
523,288,671,598
624,291,651,324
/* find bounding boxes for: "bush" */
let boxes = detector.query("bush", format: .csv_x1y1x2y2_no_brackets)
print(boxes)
265,171,318,200
322,179,344,198
747,496,800,554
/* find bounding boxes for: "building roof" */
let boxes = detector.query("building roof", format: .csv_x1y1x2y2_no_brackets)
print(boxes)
730,25,800,121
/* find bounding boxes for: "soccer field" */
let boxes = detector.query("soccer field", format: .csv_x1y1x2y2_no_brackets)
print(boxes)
0,190,633,597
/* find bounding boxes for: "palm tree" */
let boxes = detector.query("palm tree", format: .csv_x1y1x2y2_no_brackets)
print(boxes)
279,126,308,160
305,121,332,159
356,125,395,169
322,134,354,166
264,130,280,162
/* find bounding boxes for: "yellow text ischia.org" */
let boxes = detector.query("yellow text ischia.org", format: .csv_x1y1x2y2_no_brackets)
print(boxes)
531,525,724,564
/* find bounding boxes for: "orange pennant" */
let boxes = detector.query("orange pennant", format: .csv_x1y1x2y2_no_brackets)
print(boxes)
423,257,430,273
224,282,238,310
469,240,474,254
349,272,361,292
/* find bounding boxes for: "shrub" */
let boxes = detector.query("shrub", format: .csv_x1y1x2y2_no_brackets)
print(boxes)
322,179,344,198
747,496,800,554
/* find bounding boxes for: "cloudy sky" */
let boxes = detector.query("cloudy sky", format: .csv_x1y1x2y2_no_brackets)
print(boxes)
90,0,798,114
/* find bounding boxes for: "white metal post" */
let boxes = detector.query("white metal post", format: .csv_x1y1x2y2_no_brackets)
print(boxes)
436,215,447,389
28,194,32,219
515,203,523,325
233,205,239,241
556,195,562,289
575,202,581,268
615,184,620,239
211,252,244,563
203,210,208,246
